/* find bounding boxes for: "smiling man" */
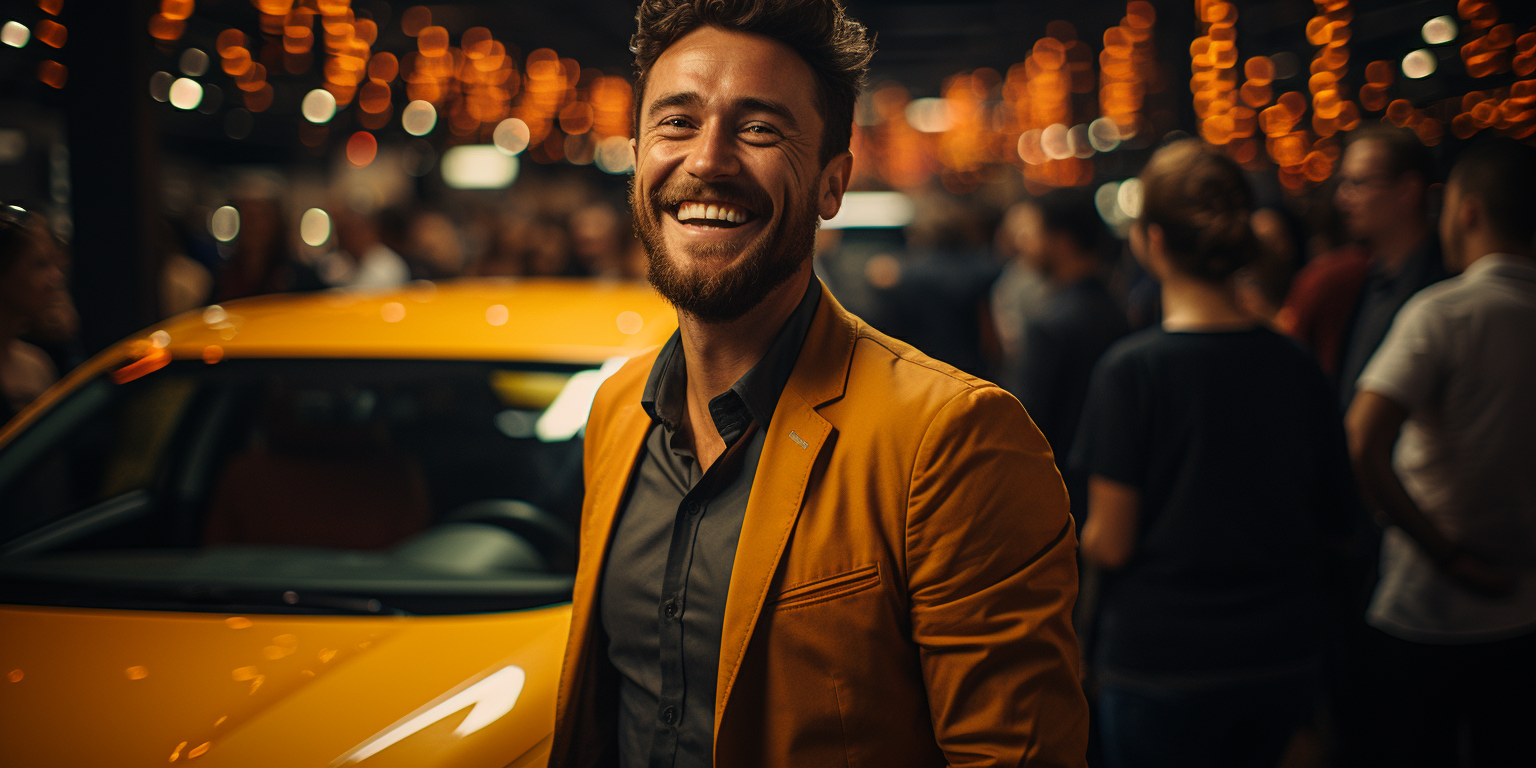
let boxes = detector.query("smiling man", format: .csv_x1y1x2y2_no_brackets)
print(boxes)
549,2,1088,766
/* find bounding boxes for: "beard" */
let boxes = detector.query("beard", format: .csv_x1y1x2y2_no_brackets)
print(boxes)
632,173,817,324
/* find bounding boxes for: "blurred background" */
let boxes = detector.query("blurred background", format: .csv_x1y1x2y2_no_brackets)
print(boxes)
0,0,1531,369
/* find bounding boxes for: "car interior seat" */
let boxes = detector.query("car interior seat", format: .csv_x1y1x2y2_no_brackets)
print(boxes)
202,387,432,550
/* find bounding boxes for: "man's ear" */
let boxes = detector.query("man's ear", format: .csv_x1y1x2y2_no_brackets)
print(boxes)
817,151,855,221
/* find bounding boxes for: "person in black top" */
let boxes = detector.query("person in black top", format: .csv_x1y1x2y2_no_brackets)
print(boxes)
1071,140,1355,768
1011,188,1128,526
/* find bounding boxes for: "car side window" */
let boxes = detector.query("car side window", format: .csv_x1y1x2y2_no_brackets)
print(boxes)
0,375,196,544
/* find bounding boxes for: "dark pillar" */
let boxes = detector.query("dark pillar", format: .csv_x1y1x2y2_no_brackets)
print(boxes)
64,0,162,353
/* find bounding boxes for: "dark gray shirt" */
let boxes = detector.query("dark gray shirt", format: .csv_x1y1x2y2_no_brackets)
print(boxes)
599,279,821,768
1336,240,1445,412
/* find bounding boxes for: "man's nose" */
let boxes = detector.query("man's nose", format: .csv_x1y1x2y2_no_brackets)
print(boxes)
686,121,740,180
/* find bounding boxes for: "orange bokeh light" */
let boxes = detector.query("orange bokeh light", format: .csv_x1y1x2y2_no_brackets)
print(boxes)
36,60,66,88
358,81,391,113
217,29,246,55
417,26,448,56
148,14,185,41
401,6,430,36
160,0,193,21
38,0,63,14
346,131,377,166
1244,56,1274,84
35,19,66,47
244,82,274,112
368,52,398,83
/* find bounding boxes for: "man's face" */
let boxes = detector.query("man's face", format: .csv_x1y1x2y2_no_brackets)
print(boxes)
1335,140,1420,244
631,26,846,323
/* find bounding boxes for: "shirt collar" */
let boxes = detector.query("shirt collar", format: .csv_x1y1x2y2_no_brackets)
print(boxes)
641,278,823,443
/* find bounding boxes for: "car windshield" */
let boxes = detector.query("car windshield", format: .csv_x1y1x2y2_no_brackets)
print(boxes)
0,357,619,615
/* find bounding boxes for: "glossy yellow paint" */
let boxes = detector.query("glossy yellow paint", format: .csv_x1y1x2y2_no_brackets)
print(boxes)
0,278,679,765
0,278,677,449
0,604,569,767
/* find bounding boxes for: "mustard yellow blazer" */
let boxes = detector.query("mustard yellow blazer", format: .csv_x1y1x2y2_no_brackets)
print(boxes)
552,283,1088,767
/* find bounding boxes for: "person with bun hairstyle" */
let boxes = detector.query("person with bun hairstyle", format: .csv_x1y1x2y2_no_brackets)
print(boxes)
1069,140,1356,767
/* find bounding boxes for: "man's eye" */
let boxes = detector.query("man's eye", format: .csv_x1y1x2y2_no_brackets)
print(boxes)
661,117,692,130
742,124,778,137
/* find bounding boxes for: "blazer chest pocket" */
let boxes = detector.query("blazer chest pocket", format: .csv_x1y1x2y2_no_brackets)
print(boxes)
768,563,880,610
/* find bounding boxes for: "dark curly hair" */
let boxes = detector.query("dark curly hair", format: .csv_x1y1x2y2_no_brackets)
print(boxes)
1138,139,1258,282
630,0,874,165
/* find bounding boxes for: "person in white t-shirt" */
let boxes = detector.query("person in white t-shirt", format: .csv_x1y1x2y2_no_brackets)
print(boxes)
319,206,410,290
1346,138,1536,767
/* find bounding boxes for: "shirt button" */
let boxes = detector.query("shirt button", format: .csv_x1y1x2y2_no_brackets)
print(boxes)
661,706,677,724
663,600,678,618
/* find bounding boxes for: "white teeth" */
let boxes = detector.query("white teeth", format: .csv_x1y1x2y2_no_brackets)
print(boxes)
678,201,748,223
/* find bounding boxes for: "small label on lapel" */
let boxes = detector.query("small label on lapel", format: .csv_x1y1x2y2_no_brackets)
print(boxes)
789,430,809,449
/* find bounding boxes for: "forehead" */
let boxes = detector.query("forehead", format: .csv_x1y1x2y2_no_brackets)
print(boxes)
644,26,820,119
1342,139,1391,174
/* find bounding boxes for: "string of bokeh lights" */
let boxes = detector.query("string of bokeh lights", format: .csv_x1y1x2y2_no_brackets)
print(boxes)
7,0,1536,197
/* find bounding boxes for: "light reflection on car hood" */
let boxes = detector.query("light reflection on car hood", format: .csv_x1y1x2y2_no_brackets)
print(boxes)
0,603,568,767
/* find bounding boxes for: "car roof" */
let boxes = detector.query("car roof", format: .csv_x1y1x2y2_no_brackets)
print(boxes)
152,278,677,365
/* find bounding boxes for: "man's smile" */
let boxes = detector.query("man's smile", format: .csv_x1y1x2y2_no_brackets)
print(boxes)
662,198,770,243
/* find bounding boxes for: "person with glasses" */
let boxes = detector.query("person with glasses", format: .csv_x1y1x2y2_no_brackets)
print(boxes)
1285,127,1447,413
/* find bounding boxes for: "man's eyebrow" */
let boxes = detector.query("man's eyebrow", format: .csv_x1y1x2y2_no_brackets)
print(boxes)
646,91,701,119
737,97,799,130
644,92,800,130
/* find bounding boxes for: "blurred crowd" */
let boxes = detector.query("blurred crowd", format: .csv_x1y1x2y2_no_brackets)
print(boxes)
4,125,1535,767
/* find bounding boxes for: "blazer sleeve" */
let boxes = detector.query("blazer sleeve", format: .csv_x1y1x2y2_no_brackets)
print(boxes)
905,385,1089,768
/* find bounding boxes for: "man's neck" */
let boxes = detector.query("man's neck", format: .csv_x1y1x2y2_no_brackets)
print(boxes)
1458,234,1533,273
1369,220,1430,274
675,262,814,470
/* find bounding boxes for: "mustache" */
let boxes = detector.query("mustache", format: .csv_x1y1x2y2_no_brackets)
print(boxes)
649,178,773,218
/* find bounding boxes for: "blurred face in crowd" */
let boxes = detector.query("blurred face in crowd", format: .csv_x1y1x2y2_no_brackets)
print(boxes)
1,227,65,325
1335,139,1424,244
1008,203,1049,273
631,26,851,322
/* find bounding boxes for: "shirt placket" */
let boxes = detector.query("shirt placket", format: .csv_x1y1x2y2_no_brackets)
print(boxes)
647,409,756,768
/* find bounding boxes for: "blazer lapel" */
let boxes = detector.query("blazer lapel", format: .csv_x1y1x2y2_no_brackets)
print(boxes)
713,283,858,740
556,394,652,764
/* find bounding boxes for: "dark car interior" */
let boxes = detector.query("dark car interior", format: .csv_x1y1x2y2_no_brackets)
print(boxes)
0,358,594,615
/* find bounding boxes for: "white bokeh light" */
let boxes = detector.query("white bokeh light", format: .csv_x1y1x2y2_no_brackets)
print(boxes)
169,78,203,110
1402,49,1437,79
441,145,518,189
1,21,29,48
300,208,331,247
209,205,240,242
1040,124,1073,160
1422,16,1457,45
301,89,338,124
1117,178,1144,220
179,48,209,76
594,136,634,174
1088,118,1122,152
401,100,437,136
492,118,531,156
149,71,174,102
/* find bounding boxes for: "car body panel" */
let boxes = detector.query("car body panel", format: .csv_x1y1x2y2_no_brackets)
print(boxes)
0,603,569,767
0,279,678,766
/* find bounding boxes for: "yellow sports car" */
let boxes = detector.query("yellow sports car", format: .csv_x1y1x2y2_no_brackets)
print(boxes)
0,279,675,767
